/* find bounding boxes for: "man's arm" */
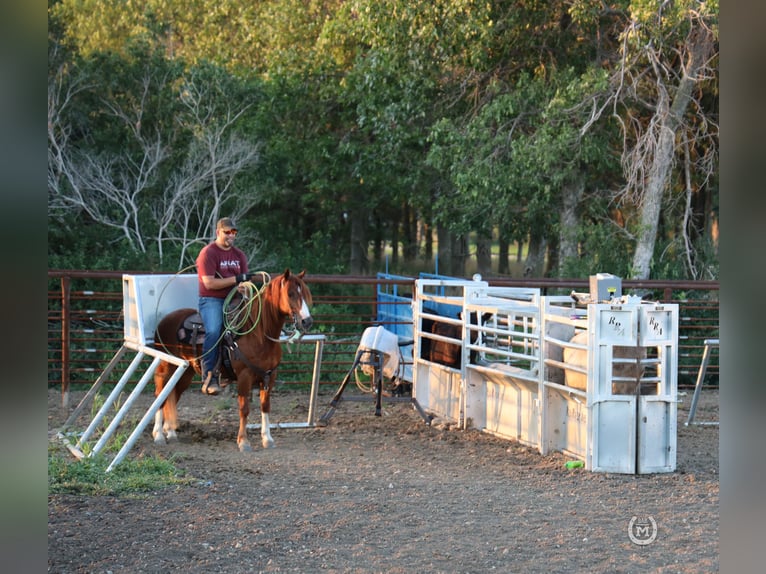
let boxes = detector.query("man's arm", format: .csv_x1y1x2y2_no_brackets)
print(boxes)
199,274,239,291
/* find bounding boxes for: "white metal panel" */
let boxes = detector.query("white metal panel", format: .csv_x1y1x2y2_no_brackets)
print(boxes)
591,398,636,473
637,397,676,473
543,385,588,459
464,369,487,429
638,306,676,345
122,274,198,345
413,279,679,475
478,372,539,447
413,361,462,423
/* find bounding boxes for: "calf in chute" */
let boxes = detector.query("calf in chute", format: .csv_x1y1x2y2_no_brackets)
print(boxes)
421,309,491,369
560,330,652,395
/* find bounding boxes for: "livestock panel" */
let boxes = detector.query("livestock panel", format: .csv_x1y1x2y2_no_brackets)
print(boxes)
413,278,679,474
376,273,415,382
539,297,678,473
414,361,463,423
543,385,589,459
635,304,679,473
467,364,541,447
377,272,471,385
540,296,590,460
413,278,491,426
462,290,542,446
376,273,414,342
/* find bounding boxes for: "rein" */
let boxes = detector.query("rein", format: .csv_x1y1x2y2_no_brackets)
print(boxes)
224,333,275,386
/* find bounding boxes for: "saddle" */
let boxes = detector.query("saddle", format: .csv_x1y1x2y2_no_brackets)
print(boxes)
175,293,247,381
177,313,206,346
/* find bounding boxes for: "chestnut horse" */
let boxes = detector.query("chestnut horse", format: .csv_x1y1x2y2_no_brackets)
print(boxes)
151,269,313,452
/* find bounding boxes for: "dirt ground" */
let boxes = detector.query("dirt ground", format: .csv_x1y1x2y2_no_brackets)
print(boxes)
48,384,719,574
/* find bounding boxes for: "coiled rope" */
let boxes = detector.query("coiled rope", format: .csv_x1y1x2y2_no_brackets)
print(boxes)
223,271,271,336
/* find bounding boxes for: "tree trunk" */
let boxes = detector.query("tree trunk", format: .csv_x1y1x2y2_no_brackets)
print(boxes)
631,25,714,280
476,231,492,276
557,178,585,275
524,231,547,277
631,122,673,280
349,206,369,275
371,212,383,265
403,204,417,263
436,225,452,275
451,233,467,277
497,237,509,275
422,220,433,262
389,208,400,268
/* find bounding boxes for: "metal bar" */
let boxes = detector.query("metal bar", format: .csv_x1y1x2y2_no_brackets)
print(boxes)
61,276,71,406
247,334,326,430
105,358,188,472
76,350,147,449
306,336,325,425
90,356,161,456
685,338,719,426
60,345,130,432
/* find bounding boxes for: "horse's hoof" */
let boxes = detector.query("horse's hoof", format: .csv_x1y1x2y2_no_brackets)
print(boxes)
239,442,252,453
153,434,166,445
262,439,275,449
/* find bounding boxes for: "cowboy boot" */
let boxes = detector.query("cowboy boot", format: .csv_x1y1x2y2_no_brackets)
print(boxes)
201,371,222,395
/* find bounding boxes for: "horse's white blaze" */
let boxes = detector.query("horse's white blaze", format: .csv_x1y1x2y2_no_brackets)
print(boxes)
298,299,311,320
261,412,275,448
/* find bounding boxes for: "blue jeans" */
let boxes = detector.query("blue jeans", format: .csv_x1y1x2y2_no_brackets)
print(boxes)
199,296,225,376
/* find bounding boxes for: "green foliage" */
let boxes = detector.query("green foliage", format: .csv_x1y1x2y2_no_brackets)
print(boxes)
651,235,720,281
48,446,194,496
49,0,718,280
48,215,167,271
559,220,635,279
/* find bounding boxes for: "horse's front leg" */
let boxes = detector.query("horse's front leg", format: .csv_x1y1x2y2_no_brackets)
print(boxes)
237,392,252,452
260,385,275,449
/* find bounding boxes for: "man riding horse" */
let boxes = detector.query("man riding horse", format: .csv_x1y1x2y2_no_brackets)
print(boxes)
196,217,255,395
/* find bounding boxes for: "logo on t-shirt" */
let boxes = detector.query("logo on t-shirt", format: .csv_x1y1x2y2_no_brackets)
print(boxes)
220,260,242,271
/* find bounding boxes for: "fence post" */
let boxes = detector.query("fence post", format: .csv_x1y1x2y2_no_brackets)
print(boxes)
61,276,71,408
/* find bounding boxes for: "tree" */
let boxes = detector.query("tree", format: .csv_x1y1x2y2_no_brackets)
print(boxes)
48,44,263,269
49,0,718,280
577,0,718,279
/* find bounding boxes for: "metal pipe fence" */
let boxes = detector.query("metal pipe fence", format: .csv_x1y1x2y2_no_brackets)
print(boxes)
48,270,719,399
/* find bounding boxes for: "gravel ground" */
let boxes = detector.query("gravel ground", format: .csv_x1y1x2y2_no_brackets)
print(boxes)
48,386,719,573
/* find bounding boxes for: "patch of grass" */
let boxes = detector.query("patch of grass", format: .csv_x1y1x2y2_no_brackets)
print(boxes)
48,445,195,496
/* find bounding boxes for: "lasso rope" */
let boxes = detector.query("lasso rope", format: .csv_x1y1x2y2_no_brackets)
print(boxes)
223,271,272,336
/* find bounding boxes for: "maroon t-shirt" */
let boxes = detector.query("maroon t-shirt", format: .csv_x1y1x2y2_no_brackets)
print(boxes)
196,242,248,298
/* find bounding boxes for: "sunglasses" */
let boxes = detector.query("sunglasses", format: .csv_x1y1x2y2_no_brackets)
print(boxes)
222,229,238,236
